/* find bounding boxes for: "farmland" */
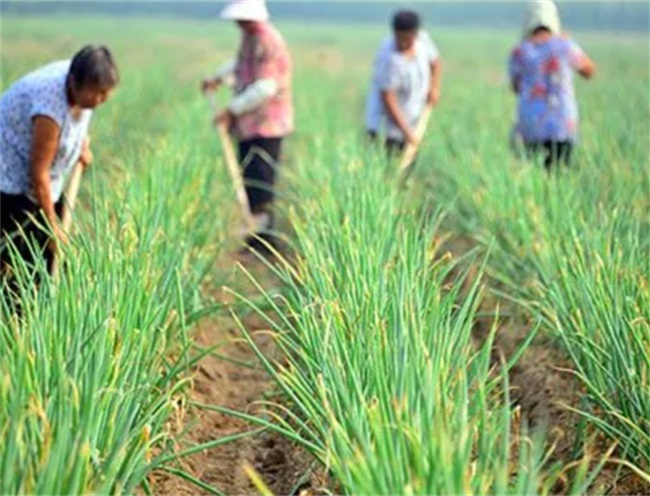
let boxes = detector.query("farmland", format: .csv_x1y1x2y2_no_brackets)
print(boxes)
1,14,648,495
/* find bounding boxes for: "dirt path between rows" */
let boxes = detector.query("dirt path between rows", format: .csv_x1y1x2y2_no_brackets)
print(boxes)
150,231,647,496
151,250,314,496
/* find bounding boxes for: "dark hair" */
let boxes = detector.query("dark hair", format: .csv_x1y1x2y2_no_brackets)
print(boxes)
392,10,420,32
69,45,119,89
531,25,552,35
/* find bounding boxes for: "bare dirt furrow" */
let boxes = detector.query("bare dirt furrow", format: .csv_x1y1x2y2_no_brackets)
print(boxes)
153,252,312,496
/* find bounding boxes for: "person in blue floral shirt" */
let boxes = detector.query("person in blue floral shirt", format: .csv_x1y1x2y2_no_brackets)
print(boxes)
509,0,596,169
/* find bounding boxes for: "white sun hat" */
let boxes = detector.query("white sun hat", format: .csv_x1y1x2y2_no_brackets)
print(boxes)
522,0,561,38
220,0,270,22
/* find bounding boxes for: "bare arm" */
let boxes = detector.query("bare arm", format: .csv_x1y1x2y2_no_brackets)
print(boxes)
30,116,61,228
578,55,596,79
381,89,416,144
562,33,596,80
428,59,442,105
202,59,236,93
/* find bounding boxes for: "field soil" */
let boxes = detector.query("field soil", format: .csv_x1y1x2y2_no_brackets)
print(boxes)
152,231,649,496
152,249,318,496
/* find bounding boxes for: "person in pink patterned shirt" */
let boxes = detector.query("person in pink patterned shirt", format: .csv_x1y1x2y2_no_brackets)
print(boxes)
202,0,293,249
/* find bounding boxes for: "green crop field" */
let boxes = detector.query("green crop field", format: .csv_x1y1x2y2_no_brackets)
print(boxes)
1,14,648,496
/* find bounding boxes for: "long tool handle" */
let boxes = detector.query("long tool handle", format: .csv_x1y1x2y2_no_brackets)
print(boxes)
208,93,256,232
51,159,83,278
61,160,84,232
398,104,433,173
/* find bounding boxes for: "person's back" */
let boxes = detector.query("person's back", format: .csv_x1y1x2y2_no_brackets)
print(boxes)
234,21,293,141
509,0,595,169
510,35,584,143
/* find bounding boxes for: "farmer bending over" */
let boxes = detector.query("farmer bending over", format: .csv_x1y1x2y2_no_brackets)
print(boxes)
365,10,441,156
1,45,119,290
509,0,596,169
202,0,293,249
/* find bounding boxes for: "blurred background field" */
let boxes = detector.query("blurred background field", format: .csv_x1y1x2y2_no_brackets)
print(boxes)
1,3,648,494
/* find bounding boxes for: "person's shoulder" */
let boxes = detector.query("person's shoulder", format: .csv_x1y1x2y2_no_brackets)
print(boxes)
27,60,70,121
260,24,287,48
385,50,403,66
417,30,440,58
548,35,578,55
555,34,577,48
6,60,66,98
510,42,526,60
379,35,394,51
37,60,71,78
52,59,72,71
28,60,69,88
417,30,435,45
373,36,395,64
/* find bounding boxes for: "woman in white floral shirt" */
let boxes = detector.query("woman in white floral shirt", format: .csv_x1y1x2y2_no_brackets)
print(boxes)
0,45,119,289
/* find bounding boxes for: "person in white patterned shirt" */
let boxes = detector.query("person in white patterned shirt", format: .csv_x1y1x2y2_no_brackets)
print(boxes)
366,10,442,155
1,45,118,291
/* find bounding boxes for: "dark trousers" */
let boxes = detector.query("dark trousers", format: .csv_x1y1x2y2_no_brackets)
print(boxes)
238,137,282,218
367,131,406,156
1,192,63,295
525,141,573,170
367,131,417,175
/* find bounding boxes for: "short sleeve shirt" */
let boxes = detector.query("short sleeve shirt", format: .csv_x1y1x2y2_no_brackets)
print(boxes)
234,23,294,141
0,60,92,202
365,31,439,140
509,36,586,143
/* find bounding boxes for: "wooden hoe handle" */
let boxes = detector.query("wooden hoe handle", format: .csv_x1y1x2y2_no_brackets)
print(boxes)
398,104,433,173
51,159,83,279
208,93,256,233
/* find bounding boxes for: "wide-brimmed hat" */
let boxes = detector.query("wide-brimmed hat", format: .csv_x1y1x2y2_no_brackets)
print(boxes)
220,0,269,22
522,0,561,37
